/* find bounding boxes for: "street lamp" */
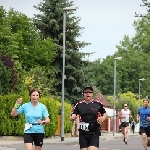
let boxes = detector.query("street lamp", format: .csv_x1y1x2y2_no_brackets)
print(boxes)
113,56,122,136
61,6,76,142
139,78,145,107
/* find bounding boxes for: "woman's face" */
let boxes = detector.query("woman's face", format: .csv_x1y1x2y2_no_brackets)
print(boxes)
30,91,40,102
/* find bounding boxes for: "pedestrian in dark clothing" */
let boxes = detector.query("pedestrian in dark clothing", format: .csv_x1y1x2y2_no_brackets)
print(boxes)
131,119,136,134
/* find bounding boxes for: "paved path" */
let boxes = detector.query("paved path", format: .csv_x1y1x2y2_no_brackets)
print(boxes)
0,132,139,150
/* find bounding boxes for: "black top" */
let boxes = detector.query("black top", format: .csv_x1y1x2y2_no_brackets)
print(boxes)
72,99,106,124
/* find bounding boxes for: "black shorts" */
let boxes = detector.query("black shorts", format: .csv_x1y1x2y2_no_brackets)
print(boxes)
24,133,44,147
79,131,99,149
121,122,129,127
140,127,150,137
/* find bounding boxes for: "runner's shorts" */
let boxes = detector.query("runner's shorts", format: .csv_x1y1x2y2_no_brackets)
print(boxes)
121,122,129,127
24,133,44,147
79,131,99,149
139,126,150,137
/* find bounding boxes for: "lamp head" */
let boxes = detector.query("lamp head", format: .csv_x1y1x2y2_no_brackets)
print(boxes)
63,6,77,11
114,57,122,60
139,78,145,81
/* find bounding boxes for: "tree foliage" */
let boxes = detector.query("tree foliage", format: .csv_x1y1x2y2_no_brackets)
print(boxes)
108,91,139,120
0,7,57,94
33,0,91,103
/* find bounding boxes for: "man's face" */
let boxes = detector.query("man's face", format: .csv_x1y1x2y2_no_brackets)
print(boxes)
143,100,149,107
83,88,93,101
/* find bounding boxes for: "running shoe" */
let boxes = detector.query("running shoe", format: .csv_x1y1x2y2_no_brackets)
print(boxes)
123,137,125,142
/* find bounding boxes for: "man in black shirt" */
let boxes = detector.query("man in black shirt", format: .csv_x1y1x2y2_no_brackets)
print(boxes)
70,86,107,150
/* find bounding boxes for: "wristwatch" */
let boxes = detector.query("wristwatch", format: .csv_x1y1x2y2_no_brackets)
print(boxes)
43,121,46,124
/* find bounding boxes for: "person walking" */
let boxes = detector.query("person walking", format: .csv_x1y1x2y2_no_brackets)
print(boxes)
119,104,132,145
70,86,107,150
137,98,150,150
131,119,136,134
11,88,50,150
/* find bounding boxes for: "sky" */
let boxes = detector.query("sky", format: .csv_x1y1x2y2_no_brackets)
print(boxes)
0,0,147,61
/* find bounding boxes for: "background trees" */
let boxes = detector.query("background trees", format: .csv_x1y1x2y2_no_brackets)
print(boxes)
1,1,150,112
0,7,56,94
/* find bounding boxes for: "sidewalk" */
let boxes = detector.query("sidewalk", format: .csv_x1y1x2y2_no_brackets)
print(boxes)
0,132,139,145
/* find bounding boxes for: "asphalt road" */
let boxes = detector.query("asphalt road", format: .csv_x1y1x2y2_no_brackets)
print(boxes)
0,135,146,150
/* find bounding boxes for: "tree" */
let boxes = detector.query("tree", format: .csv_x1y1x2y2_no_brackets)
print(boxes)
0,7,57,93
0,59,11,94
89,14,150,97
108,91,138,120
33,0,91,103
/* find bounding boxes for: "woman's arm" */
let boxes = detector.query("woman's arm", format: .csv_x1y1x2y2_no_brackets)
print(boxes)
37,117,50,124
11,98,22,116
11,107,19,116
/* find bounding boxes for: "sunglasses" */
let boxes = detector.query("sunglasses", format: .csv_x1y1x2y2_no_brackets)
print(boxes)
84,91,93,94
124,106,128,107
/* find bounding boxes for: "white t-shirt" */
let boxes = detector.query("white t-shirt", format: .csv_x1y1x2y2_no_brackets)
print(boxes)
121,109,130,122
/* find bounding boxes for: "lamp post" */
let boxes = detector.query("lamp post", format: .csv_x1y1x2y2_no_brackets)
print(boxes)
113,57,122,136
138,78,145,108
61,6,76,142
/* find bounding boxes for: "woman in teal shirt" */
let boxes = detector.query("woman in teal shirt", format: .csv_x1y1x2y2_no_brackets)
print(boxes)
11,88,50,150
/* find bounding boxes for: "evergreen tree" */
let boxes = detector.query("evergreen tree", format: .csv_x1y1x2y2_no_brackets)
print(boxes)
33,0,91,103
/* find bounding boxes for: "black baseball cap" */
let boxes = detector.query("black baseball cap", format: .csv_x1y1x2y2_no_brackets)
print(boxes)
83,86,93,92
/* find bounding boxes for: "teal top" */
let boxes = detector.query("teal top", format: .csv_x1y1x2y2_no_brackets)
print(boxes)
17,102,49,133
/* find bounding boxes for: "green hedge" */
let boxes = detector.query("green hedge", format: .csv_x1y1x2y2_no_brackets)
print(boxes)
0,92,72,137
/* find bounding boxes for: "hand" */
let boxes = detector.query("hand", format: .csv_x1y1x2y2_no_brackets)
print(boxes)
97,116,105,124
37,119,44,124
16,97,23,105
147,117,150,121
70,114,77,121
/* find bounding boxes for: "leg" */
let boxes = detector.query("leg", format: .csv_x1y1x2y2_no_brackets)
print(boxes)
133,126,135,134
124,126,129,145
121,127,125,142
24,134,33,150
147,137,150,147
35,146,42,150
33,133,44,150
131,126,134,134
125,126,129,140
79,132,88,150
121,127,125,136
25,143,33,150
146,127,150,147
142,133,147,149
88,132,99,150
88,146,98,150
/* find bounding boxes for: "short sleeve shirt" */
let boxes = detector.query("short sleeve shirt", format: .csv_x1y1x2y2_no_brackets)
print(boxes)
71,99,106,123
17,102,49,133
138,106,150,127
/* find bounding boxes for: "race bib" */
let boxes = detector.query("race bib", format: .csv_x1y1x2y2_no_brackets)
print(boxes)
79,122,89,131
24,123,32,131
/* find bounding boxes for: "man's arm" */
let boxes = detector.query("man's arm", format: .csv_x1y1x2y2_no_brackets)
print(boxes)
129,110,132,118
97,104,108,124
69,102,79,122
136,114,140,122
